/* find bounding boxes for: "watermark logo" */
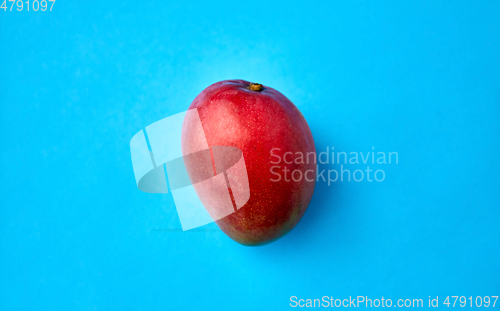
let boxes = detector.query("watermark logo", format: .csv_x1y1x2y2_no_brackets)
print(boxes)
130,109,250,231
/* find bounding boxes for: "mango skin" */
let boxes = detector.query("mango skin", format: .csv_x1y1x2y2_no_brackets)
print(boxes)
182,80,316,245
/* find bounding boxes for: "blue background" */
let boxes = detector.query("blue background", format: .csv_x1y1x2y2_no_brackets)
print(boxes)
1,1,499,310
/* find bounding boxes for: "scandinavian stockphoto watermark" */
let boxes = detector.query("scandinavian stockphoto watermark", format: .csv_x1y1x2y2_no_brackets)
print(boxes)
270,147,399,184
289,295,499,308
